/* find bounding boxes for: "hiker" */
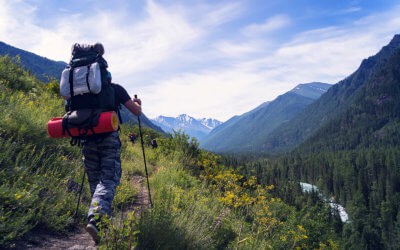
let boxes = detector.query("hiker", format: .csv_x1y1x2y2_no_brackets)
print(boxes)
129,132,137,143
60,43,141,243
151,138,158,149
84,71,141,243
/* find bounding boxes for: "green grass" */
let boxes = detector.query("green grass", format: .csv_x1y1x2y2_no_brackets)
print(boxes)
0,58,86,247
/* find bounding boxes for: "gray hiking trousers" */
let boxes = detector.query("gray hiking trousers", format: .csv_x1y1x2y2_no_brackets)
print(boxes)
82,131,122,218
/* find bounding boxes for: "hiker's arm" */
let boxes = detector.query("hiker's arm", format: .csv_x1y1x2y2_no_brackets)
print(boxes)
124,98,142,116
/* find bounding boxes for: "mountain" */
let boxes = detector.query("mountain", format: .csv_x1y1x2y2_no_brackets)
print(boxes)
297,35,400,152
151,114,222,140
0,41,67,82
201,82,331,153
199,117,222,130
261,34,400,153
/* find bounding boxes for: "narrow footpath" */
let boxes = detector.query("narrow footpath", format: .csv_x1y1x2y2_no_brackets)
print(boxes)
15,176,149,250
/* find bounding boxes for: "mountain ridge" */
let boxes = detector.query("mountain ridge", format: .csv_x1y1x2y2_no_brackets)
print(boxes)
201,82,331,153
0,41,67,82
151,114,222,140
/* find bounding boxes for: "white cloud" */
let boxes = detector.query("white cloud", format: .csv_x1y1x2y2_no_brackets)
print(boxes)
140,68,271,121
0,1,43,50
270,6,400,84
241,14,291,37
334,6,362,15
214,40,263,58
107,1,202,78
0,0,83,60
198,1,243,28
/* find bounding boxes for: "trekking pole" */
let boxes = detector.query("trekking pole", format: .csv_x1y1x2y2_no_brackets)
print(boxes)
135,94,153,207
74,170,86,221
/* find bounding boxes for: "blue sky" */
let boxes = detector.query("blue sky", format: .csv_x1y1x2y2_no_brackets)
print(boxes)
1,0,399,121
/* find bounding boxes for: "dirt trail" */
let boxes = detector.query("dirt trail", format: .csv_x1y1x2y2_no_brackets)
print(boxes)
130,176,151,211
15,176,149,250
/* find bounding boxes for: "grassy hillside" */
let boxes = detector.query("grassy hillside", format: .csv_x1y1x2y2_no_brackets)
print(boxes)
0,55,83,246
0,55,341,249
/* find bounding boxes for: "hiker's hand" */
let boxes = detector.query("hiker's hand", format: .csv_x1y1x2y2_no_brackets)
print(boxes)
133,97,141,106
124,99,142,116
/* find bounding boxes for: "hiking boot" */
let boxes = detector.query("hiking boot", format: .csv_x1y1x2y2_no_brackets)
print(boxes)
85,218,100,244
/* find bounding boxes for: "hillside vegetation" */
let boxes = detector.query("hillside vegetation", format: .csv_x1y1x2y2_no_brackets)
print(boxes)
0,55,341,249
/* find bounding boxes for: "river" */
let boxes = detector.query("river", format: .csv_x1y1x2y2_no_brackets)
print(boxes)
299,182,349,223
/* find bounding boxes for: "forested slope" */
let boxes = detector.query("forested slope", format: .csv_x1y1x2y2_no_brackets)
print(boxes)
234,35,400,249
299,48,400,152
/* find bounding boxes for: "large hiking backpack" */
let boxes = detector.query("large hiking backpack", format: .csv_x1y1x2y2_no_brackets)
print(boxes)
59,43,118,143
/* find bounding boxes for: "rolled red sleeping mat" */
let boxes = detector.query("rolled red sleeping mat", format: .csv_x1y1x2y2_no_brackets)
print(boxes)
47,111,119,138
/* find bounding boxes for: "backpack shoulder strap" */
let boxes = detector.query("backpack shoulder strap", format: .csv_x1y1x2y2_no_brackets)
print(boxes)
69,67,74,97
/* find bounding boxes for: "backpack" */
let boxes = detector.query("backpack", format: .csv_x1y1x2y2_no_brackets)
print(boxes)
59,43,118,144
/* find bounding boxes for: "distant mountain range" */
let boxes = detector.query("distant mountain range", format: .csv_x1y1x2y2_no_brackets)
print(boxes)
0,41,164,133
151,114,222,140
200,82,332,152
0,41,66,82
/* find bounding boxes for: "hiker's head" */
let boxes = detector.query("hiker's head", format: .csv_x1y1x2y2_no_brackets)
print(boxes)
107,71,112,83
93,43,104,55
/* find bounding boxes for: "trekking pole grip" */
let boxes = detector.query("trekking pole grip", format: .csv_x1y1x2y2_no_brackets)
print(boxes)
134,94,142,117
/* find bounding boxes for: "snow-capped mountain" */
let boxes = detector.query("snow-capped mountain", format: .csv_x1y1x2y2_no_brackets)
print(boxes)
151,114,222,140
199,118,223,130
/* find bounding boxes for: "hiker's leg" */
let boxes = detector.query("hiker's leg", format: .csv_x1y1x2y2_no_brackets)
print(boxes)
88,132,122,217
82,144,101,197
